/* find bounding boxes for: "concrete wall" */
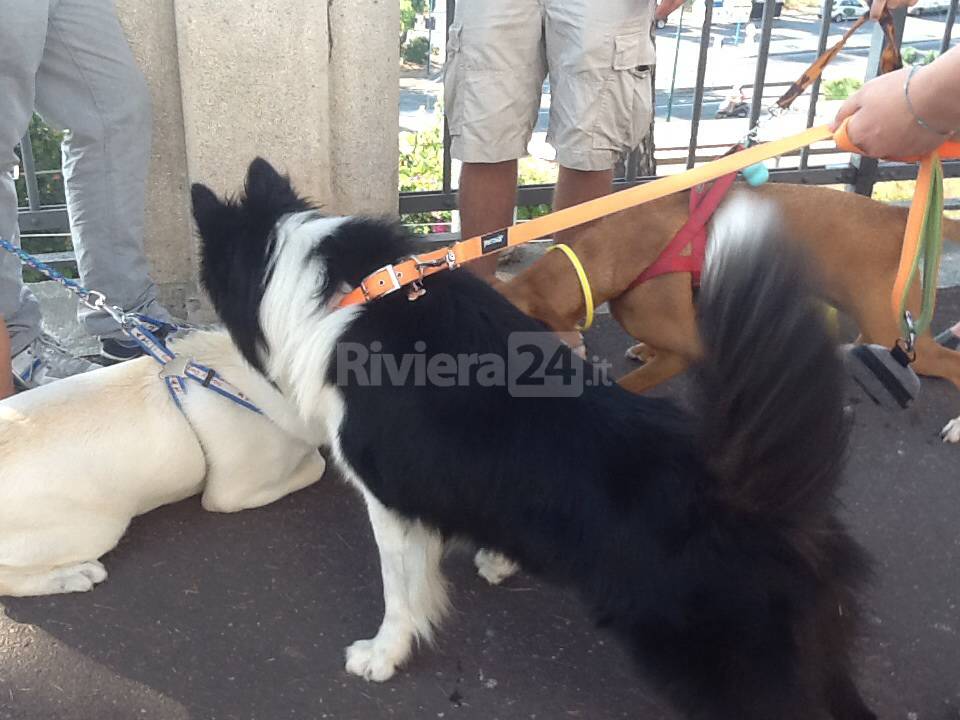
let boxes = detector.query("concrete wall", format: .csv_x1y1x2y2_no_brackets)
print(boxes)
328,0,400,215
113,0,399,319
115,0,195,317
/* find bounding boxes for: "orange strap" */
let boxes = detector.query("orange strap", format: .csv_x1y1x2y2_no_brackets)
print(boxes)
775,9,901,111
894,155,936,324
833,117,960,162
339,125,835,307
340,123,955,309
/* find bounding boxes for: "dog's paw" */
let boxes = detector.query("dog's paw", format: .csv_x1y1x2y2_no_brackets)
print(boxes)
625,343,653,363
345,638,403,682
941,416,960,443
474,549,519,585
53,561,108,594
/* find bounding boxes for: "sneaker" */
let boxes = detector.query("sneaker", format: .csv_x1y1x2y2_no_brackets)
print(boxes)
935,327,960,350
99,336,149,363
11,333,99,390
98,316,193,364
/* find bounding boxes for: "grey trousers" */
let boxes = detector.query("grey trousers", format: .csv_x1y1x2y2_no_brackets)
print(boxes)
0,0,169,354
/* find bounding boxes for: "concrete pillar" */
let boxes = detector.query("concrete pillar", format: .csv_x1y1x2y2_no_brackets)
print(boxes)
114,0,195,317
105,0,400,324
173,0,334,205
328,0,400,215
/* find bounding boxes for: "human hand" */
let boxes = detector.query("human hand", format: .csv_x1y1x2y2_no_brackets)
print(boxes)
869,0,918,19
832,67,946,158
655,0,686,21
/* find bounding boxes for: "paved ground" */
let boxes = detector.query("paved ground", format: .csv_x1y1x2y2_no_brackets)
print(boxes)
2,292,960,720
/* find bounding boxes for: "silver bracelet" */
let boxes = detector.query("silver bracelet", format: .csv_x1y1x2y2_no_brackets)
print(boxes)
904,64,953,138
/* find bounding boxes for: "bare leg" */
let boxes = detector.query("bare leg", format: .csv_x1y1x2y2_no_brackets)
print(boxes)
345,490,449,682
458,160,518,281
552,166,614,244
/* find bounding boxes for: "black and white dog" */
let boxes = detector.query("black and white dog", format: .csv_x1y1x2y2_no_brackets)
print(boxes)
193,159,875,720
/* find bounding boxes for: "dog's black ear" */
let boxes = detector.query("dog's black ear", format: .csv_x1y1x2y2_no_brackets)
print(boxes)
244,157,303,213
191,183,231,241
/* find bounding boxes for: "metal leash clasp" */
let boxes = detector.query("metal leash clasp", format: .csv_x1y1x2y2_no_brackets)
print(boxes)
406,250,458,301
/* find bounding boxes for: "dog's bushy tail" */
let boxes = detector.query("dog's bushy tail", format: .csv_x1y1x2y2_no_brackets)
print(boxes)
696,195,847,523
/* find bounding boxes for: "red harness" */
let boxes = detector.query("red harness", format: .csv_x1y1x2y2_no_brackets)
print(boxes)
628,171,737,290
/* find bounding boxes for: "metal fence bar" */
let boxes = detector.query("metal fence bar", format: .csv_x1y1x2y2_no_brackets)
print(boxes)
749,0,777,129
18,133,41,212
941,0,957,53
441,0,455,196
685,0,714,168
848,7,907,196
800,0,835,169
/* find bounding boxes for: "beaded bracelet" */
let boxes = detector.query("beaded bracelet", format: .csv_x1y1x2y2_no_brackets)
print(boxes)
904,64,955,138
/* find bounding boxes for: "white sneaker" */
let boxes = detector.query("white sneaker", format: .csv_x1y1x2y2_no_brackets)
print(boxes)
11,333,99,390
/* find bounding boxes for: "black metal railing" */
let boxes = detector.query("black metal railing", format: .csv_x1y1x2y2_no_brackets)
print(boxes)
399,0,959,221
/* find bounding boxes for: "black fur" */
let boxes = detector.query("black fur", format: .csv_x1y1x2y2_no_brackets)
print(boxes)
194,159,875,720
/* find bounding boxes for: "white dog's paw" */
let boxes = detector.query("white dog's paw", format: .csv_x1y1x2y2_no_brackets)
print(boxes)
345,637,405,682
941,416,960,443
474,549,519,586
53,561,108,594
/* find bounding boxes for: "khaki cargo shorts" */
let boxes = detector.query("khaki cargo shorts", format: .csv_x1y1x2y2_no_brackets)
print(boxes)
444,0,656,172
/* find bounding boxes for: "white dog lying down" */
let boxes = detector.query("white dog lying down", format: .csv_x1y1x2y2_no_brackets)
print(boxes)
0,329,327,597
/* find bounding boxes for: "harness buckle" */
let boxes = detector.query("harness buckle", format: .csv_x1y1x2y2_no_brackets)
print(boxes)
360,264,402,300
158,355,193,380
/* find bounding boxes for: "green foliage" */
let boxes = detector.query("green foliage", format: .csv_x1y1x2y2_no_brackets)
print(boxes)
901,47,939,66
14,114,66,207
402,36,431,65
822,77,862,100
399,117,448,234
399,113,559,232
399,0,427,45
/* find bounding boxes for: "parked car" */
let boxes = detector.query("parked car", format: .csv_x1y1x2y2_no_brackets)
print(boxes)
818,0,870,21
907,0,949,16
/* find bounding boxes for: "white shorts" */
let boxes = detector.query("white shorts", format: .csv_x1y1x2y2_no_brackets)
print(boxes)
444,0,656,172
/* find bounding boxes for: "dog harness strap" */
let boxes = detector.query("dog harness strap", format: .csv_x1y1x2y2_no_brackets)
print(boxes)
183,362,264,414
547,244,595,330
628,171,737,289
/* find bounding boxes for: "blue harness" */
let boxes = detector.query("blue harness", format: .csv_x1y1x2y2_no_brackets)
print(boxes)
0,237,261,415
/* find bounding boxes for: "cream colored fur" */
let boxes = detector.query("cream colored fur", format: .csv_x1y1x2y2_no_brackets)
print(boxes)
0,329,328,597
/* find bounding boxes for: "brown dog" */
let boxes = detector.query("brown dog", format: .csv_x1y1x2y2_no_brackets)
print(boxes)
501,183,960,395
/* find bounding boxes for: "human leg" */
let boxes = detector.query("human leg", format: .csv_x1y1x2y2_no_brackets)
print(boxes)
35,0,170,345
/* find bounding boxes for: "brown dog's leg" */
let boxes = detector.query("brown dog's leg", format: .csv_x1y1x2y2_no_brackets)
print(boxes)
912,335,960,389
851,282,960,391
618,349,692,394
610,274,701,393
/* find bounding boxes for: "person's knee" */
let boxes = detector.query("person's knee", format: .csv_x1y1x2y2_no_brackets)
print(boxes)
67,69,151,145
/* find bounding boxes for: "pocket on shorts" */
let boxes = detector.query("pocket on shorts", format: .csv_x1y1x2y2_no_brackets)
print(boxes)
444,25,464,135
592,30,655,152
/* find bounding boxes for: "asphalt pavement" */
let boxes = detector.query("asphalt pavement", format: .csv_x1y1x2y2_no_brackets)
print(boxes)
2,292,959,720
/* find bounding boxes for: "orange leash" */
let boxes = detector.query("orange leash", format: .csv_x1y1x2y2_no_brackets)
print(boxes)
835,118,959,342
341,123,956,311
339,126,834,308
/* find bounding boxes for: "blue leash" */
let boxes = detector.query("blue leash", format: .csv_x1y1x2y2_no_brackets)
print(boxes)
0,237,261,414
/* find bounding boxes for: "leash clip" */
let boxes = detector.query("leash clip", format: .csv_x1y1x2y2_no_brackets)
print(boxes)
407,280,426,301
903,311,917,354
412,250,458,273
